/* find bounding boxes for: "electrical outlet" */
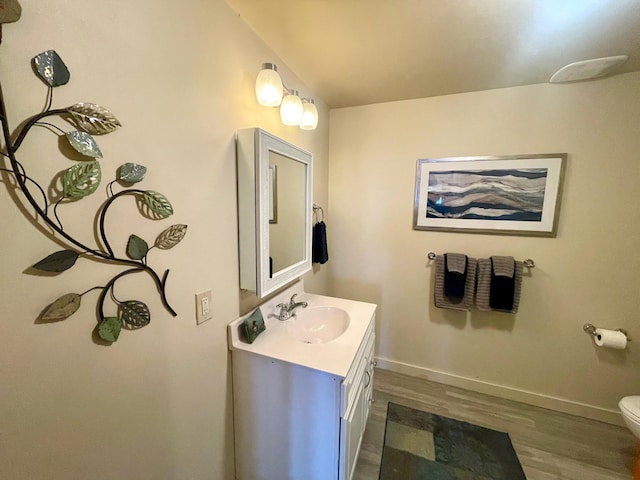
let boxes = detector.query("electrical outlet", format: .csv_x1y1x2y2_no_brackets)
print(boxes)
201,296,210,315
195,290,213,324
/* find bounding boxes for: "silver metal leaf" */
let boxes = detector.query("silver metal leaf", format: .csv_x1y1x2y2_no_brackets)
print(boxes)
63,161,101,198
143,190,173,219
155,224,188,249
67,103,121,135
98,317,122,343
66,131,103,158
32,50,70,87
42,293,81,321
120,300,151,328
119,163,146,183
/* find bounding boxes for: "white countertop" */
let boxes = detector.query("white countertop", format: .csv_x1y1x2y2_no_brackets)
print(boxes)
228,282,377,378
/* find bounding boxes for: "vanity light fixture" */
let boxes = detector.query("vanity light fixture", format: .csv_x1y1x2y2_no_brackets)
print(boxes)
280,88,303,126
255,62,318,130
255,63,283,107
300,98,318,130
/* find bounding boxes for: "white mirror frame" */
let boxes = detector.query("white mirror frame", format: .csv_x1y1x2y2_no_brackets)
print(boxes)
237,128,313,298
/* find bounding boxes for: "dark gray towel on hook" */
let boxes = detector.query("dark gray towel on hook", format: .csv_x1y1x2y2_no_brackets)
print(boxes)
312,221,328,264
476,256,523,313
434,253,477,311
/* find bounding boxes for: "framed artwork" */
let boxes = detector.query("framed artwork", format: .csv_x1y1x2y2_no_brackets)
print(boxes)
269,165,277,224
413,154,566,236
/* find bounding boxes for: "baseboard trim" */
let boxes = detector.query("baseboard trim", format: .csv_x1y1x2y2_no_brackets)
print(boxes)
375,357,624,426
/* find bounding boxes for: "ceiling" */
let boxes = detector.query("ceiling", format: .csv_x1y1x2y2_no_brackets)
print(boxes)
226,0,640,108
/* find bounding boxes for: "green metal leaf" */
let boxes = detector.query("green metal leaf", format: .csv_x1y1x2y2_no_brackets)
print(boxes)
118,163,147,183
143,190,173,219
65,131,103,158
127,234,149,260
67,103,121,135
63,161,101,198
32,50,70,87
155,224,188,249
98,317,122,343
33,250,79,272
42,293,81,321
120,300,151,328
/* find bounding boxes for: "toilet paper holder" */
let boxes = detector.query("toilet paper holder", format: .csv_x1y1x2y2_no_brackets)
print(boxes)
583,323,631,342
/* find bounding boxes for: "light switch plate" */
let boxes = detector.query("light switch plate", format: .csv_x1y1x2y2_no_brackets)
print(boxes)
195,290,213,324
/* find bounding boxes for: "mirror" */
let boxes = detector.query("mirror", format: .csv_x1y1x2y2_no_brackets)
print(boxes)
268,151,307,273
237,128,312,297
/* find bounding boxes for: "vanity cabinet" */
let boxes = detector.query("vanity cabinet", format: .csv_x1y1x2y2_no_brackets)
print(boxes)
230,314,375,480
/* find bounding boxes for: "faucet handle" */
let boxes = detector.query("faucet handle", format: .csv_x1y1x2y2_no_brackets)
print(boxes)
289,293,300,307
276,303,291,320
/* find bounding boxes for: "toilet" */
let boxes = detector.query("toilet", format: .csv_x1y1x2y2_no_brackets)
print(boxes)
621,396,640,480
620,396,640,439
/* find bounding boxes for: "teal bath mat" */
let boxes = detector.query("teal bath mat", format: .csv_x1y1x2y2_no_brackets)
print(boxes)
379,402,527,479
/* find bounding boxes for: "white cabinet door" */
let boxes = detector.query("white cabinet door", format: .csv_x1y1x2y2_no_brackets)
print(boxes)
339,380,366,480
339,323,375,480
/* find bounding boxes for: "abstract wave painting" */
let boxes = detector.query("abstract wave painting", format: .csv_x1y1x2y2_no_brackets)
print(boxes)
427,169,548,221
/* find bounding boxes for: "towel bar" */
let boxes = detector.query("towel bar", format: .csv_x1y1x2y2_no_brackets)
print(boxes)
427,251,535,268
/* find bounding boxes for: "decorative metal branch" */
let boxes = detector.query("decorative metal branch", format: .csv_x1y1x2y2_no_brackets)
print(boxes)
0,50,187,343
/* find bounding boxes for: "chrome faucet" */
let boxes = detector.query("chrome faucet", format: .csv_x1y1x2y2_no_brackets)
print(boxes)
276,294,308,320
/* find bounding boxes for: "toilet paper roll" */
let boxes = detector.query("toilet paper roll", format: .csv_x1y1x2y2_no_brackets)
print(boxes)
595,328,628,350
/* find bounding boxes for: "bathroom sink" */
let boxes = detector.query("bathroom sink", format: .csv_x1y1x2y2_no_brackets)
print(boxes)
288,306,350,344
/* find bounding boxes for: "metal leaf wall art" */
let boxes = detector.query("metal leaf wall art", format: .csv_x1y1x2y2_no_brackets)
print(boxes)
67,103,122,135
0,50,188,344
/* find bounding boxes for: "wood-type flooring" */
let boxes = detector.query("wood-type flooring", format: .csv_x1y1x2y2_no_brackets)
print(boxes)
354,368,637,480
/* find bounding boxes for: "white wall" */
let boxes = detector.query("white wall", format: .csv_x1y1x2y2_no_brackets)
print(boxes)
328,72,640,423
0,1,330,479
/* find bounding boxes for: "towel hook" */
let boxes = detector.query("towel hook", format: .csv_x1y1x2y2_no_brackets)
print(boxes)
313,204,324,223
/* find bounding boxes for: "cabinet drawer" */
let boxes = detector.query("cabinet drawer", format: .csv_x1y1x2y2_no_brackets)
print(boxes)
340,319,375,417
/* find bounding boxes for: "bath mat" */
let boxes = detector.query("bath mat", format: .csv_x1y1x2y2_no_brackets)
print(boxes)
379,402,527,479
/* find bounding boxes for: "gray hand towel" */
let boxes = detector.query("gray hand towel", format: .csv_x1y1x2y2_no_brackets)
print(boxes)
476,256,523,313
492,256,515,278
434,253,477,311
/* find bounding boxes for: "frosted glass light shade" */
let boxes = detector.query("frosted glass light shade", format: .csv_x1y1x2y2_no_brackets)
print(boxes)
256,63,283,107
300,100,318,130
280,90,303,126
